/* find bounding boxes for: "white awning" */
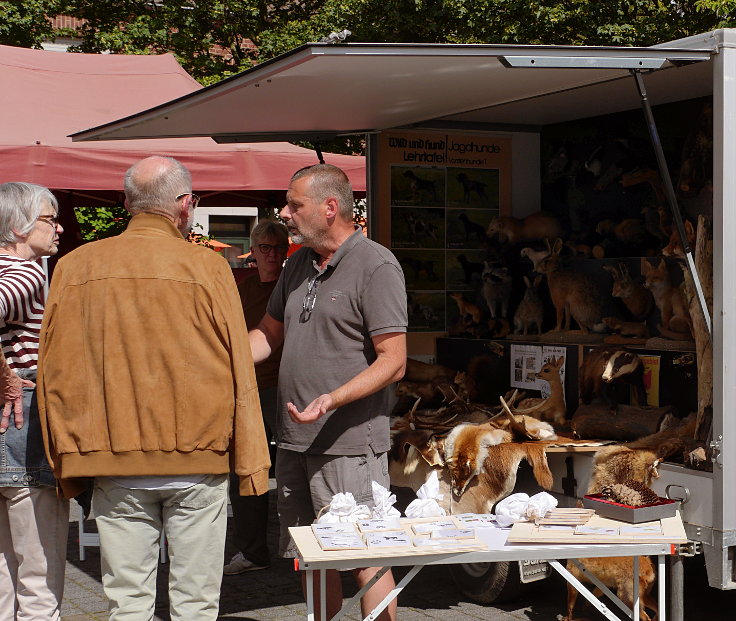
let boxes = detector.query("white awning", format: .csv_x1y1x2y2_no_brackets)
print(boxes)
71,41,714,143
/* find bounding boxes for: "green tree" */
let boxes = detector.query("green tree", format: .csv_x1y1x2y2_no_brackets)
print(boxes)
63,1,327,83
0,1,66,48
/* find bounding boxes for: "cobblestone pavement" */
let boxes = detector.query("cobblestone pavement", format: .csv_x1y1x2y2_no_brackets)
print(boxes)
60,492,736,621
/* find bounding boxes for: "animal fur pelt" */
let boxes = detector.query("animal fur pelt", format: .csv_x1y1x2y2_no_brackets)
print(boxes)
585,413,702,493
389,426,555,513
588,445,660,494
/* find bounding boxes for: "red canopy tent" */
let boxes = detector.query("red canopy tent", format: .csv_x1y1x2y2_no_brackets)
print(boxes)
0,44,365,254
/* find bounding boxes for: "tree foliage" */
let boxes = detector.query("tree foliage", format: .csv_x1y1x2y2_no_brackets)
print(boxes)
0,1,65,48
61,1,327,83
41,1,736,87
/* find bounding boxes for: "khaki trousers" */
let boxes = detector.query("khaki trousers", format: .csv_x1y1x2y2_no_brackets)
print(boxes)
92,474,228,621
0,486,69,621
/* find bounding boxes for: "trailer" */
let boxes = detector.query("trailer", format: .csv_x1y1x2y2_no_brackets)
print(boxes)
72,28,736,616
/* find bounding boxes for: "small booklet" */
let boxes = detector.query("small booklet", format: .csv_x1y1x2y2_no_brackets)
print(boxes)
411,519,457,535
454,513,496,525
413,537,472,548
316,533,366,551
574,525,619,536
356,518,403,533
538,524,576,532
365,532,412,548
430,527,476,540
312,523,358,537
620,523,663,536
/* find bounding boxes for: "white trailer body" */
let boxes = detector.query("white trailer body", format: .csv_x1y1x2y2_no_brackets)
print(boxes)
71,29,736,590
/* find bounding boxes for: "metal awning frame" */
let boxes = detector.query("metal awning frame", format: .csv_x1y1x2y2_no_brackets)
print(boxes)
70,42,714,144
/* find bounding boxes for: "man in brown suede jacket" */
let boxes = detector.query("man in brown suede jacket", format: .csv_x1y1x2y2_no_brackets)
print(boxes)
38,156,270,621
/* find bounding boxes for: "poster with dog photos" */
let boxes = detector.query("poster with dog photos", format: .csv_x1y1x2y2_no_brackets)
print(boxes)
378,131,512,333
510,344,566,399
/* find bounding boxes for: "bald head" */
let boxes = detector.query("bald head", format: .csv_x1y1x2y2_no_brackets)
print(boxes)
124,156,192,218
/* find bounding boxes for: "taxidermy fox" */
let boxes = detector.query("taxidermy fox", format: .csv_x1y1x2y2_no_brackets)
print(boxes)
642,258,692,340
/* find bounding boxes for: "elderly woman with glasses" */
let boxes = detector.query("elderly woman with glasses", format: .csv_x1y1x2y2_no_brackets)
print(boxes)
0,182,68,620
224,219,289,576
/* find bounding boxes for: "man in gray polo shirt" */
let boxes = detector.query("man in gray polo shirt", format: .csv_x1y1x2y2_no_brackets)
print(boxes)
250,164,407,620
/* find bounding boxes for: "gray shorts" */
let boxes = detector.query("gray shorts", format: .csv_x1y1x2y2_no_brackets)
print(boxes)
276,448,389,558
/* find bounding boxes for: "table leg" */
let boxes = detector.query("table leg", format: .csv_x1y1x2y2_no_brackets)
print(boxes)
362,565,423,621
549,560,623,621
306,569,314,621
633,556,640,621
659,555,667,621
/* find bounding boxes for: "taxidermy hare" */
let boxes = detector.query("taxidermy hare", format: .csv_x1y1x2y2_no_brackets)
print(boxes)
536,238,605,333
602,262,653,321
513,274,544,335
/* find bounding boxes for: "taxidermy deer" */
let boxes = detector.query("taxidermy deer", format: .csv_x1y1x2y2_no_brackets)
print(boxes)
602,262,653,322
514,356,567,425
486,213,562,245
642,258,693,340
535,238,605,333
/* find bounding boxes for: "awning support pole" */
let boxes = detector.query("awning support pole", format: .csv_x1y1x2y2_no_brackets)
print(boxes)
314,141,325,164
631,69,712,337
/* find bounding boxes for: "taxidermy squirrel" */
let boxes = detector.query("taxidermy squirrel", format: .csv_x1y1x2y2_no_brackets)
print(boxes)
449,292,483,324
642,258,693,340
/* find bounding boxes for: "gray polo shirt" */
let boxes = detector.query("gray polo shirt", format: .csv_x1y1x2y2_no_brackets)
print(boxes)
267,229,407,455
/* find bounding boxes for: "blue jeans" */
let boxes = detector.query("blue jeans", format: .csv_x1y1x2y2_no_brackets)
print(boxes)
0,385,55,488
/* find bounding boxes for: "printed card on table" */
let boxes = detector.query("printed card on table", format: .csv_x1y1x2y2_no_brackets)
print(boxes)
411,519,458,535
311,523,358,537
356,518,403,533
316,533,367,551
365,532,412,548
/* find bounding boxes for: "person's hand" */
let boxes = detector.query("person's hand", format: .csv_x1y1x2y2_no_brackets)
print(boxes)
286,394,334,424
0,373,34,433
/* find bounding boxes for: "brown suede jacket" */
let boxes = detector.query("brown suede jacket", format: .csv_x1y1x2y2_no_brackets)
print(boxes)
38,213,270,499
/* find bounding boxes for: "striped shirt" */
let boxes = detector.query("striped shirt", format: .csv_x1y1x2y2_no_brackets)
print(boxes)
0,255,45,371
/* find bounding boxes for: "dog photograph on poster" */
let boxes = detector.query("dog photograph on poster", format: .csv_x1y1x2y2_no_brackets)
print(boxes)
390,165,446,207
391,207,446,249
446,249,486,290
394,249,445,290
407,291,446,332
446,168,500,209
446,209,496,249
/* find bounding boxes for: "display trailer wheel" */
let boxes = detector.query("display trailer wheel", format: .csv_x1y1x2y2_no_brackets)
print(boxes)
448,560,523,604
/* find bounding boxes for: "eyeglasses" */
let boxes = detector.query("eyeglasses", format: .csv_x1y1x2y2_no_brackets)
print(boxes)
176,192,200,209
301,275,319,322
37,214,60,227
256,243,289,255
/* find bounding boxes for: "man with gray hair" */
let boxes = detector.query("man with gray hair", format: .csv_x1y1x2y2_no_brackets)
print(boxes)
0,182,68,620
249,164,407,620
39,156,270,620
